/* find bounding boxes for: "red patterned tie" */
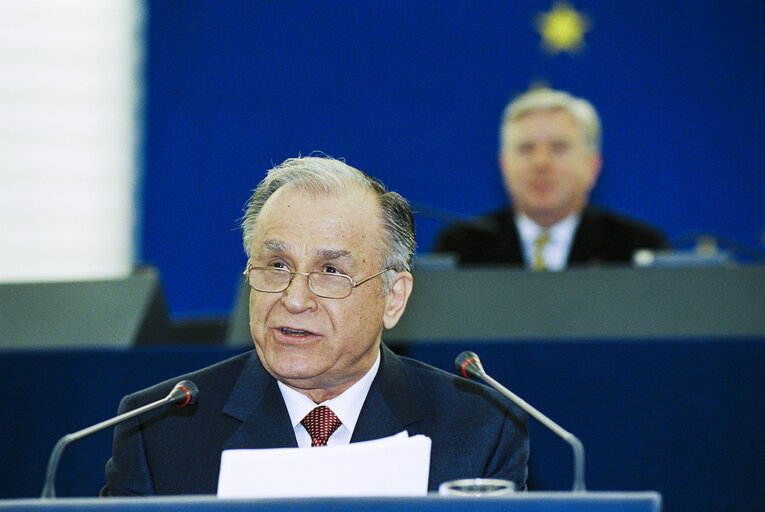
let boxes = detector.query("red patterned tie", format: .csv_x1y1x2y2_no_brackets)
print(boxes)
301,406,342,447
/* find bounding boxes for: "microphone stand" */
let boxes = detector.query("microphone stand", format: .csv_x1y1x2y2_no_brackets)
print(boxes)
41,381,196,498
478,371,586,492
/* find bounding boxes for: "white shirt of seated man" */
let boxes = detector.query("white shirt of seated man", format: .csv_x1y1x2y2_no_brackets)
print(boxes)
517,213,580,271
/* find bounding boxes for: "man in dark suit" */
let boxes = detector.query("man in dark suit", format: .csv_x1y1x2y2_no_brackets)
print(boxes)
433,88,666,269
102,156,528,496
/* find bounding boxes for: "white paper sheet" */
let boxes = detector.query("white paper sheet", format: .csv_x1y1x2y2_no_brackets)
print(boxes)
217,432,431,498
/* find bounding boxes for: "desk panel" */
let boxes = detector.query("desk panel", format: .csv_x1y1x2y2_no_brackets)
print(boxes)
388,265,765,340
0,493,662,512
1,340,761,512
228,266,765,344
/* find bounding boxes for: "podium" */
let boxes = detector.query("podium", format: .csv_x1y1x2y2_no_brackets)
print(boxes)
227,264,765,344
0,493,662,511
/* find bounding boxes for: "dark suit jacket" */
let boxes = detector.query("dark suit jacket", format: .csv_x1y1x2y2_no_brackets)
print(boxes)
101,344,528,495
433,206,667,266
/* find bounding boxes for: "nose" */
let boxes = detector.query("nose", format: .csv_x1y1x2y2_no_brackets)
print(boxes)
281,272,318,313
529,147,552,171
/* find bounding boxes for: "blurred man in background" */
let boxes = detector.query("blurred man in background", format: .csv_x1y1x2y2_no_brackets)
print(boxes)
434,88,667,269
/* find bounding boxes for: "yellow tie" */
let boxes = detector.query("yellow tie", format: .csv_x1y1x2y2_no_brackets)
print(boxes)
532,231,550,270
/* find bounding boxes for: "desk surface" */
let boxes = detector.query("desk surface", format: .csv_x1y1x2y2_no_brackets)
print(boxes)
0,493,662,512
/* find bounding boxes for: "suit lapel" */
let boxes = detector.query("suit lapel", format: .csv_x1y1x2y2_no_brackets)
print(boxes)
221,353,298,450
351,344,423,442
217,345,422,448
500,211,525,263
568,207,598,264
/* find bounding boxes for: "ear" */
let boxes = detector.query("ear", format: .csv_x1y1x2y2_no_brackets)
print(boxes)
383,271,413,330
587,151,603,190
497,149,510,177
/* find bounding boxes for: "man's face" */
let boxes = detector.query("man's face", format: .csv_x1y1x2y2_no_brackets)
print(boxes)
500,109,601,227
247,186,409,402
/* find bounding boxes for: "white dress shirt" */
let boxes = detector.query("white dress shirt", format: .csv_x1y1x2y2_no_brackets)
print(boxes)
278,351,381,447
516,214,581,271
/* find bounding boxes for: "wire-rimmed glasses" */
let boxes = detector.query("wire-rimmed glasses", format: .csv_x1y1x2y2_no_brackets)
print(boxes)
243,265,395,299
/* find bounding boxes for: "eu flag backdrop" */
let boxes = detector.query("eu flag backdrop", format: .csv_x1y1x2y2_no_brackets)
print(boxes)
142,0,764,316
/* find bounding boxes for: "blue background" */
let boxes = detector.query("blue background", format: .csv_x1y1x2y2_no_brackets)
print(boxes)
140,1,765,317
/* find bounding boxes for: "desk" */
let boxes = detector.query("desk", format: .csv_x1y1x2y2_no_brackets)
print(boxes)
388,265,765,341
1,340,761,511
0,493,662,511
227,265,765,344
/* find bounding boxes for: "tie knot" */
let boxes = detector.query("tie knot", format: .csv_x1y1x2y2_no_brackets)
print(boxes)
535,230,551,248
533,230,551,270
301,406,342,447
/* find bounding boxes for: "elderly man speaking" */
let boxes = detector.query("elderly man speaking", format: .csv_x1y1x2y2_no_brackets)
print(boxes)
101,156,528,496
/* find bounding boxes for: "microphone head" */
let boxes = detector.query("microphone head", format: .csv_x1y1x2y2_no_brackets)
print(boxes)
168,380,198,407
454,351,485,379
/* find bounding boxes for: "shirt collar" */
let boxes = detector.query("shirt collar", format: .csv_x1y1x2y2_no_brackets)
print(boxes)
517,213,580,244
516,213,581,270
278,349,381,433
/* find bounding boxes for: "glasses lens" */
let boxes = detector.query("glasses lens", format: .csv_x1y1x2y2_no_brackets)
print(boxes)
249,268,290,292
310,273,352,298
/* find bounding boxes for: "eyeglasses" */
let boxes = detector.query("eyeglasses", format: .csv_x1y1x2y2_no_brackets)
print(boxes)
243,265,396,299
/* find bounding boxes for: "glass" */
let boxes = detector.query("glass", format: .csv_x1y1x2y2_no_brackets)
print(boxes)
243,265,395,299
438,478,516,496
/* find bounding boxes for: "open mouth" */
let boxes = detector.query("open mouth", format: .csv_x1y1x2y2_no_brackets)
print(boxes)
280,327,314,337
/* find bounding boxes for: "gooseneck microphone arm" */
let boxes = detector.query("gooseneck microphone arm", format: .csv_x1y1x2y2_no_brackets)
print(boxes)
41,380,198,499
455,352,586,492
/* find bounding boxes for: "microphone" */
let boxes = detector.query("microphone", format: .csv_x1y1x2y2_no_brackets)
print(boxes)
455,351,586,492
40,380,198,498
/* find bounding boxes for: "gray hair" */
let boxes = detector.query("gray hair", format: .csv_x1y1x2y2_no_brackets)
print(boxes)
500,87,602,152
241,156,416,291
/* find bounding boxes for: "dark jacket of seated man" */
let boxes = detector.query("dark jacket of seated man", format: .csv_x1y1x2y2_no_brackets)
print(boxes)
101,344,529,496
433,206,667,266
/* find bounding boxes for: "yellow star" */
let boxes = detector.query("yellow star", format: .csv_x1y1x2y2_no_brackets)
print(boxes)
536,2,590,54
